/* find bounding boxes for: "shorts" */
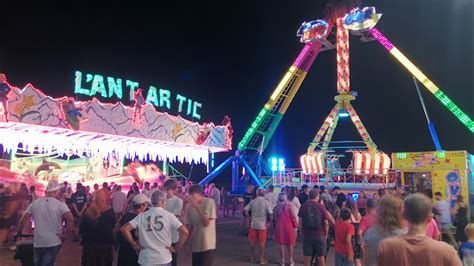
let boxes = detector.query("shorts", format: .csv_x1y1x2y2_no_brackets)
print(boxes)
303,236,327,257
0,215,17,229
248,228,267,245
192,250,215,266
440,222,451,230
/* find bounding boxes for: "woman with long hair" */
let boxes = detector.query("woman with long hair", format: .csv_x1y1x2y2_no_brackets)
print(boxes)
362,195,405,266
0,186,19,247
79,190,116,266
357,191,367,216
273,193,297,266
286,187,301,215
452,195,469,244
344,197,362,266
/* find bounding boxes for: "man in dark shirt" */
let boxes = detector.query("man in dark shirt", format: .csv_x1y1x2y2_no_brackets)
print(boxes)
298,184,310,204
71,183,88,226
298,189,331,266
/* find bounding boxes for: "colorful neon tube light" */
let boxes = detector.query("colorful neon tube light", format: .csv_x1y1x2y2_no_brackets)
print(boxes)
369,28,474,133
0,122,220,165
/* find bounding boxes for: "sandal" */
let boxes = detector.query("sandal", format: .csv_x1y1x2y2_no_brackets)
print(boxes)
259,259,268,265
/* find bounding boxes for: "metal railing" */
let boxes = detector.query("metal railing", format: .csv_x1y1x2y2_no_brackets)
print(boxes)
261,168,399,188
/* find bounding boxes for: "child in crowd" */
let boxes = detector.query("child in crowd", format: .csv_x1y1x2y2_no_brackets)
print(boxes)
334,208,354,266
458,223,474,266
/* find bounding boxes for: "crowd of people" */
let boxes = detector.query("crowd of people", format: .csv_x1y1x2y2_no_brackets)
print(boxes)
0,178,473,266
0,179,217,266
238,184,472,266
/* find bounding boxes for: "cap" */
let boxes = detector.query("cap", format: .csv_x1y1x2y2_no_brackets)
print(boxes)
133,193,150,205
46,180,61,192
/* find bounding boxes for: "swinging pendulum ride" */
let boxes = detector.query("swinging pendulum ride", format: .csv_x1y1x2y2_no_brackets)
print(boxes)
201,4,473,193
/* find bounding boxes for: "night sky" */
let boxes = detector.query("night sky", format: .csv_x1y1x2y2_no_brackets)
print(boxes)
1,1,473,179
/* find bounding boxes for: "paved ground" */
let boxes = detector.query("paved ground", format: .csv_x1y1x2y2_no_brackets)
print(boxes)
1,216,336,266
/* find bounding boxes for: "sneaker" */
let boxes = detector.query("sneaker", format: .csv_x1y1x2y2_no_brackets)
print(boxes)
9,245,16,251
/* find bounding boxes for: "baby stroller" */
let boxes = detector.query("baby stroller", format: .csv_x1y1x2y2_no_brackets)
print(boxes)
13,234,34,266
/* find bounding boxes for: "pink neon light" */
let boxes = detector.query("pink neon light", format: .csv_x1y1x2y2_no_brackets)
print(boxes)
363,152,372,174
292,44,313,71
293,23,333,72
316,152,325,175
381,153,391,175
373,153,381,174
300,155,308,174
369,28,394,50
310,154,318,174
353,152,363,174
305,155,313,173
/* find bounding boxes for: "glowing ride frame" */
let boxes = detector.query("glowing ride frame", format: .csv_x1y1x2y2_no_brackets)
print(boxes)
201,5,472,191
201,22,334,190
368,28,474,133
301,12,385,180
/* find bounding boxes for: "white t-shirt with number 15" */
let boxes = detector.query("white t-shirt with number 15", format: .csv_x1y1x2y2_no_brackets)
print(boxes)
129,206,182,265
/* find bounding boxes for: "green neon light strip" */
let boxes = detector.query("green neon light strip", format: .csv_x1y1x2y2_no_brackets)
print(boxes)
262,113,283,151
369,29,474,133
238,107,270,151
433,90,474,132
396,153,407,159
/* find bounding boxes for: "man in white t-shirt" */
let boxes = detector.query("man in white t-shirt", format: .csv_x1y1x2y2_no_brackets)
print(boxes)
111,185,127,219
185,185,217,266
209,183,221,217
17,180,74,266
163,179,184,266
244,188,273,264
121,190,189,266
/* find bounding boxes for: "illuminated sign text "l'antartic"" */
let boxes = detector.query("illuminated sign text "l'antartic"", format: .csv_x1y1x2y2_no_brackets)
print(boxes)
74,70,202,120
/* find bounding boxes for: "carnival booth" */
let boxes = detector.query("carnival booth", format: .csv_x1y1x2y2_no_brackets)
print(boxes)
392,151,474,219
0,76,232,193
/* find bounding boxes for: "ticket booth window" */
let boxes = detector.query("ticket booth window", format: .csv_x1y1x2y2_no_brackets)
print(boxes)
404,172,432,196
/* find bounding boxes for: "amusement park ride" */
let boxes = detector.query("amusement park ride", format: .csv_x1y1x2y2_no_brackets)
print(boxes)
200,3,474,193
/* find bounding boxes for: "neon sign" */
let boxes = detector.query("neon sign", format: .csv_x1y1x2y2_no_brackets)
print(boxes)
74,70,202,120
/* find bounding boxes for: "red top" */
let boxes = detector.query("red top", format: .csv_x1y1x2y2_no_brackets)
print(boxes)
425,218,440,240
359,211,376,233
335,220,355,255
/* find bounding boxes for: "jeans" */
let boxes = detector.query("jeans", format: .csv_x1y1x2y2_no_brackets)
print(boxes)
335,252,354,266
34,245,61,266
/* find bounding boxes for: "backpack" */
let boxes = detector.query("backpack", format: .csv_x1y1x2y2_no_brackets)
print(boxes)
302,202,323,229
